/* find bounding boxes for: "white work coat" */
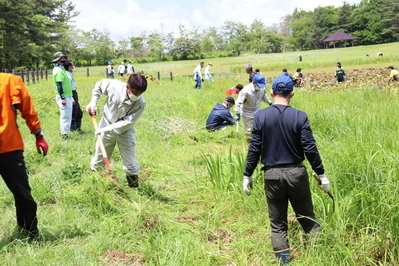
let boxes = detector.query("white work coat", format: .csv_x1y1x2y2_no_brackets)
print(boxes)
88,79,146,134
117,64,125,74
234,82,271,115
193,65,202,80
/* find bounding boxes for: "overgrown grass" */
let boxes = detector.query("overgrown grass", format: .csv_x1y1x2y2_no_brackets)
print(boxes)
1,43,399,265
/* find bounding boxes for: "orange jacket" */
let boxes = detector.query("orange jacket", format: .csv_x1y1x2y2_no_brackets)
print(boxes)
0,73,41,153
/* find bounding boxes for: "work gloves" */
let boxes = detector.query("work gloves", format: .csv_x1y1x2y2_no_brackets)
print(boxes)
201,79,204,82
235,114,240,121
36,137,49,156
86,104,96,116
317,174,330,192
242,176,253,195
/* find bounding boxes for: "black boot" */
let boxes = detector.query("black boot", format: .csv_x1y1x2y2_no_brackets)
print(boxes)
126,175,139,188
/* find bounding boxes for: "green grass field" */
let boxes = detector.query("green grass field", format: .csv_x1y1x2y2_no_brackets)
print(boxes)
1,43,399,265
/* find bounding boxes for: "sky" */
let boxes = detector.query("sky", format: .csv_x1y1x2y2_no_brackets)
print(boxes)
71,0,362,42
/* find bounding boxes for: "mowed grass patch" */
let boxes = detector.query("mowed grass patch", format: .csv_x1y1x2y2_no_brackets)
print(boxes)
1,43,399,265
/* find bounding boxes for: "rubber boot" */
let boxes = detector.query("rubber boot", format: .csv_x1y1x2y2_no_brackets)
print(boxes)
126,175,139,188
275,249,290,265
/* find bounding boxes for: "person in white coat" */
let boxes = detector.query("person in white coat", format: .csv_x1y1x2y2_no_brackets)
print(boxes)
204,62,214,82
193,62,204,88
127,61,134,74
86,74,147,187
235,74,272,136
117,62,126,77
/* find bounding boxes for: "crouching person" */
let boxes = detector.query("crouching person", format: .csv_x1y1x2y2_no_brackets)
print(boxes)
206,97,236,131
86,74,147,187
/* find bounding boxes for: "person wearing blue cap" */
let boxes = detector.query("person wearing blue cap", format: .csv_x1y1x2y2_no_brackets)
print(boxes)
241,74,330,264
107,62,115,78
234,74,272,136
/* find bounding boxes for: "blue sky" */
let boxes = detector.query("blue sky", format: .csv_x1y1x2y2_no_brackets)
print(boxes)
72,0,362,43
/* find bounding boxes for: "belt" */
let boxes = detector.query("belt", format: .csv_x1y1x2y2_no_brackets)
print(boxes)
263,162,303,170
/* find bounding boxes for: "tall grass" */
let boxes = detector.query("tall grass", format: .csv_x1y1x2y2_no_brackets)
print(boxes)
1,43,399,265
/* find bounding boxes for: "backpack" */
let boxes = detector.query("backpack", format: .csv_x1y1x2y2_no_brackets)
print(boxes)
336,69,345,81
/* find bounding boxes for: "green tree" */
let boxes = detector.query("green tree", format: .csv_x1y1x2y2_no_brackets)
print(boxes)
222,21,249,56
0,0,78,69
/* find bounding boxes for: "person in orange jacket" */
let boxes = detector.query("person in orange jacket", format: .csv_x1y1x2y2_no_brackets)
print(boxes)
0,73,49,240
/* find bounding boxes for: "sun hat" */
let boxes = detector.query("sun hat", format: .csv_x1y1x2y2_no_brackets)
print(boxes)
52,51,67,62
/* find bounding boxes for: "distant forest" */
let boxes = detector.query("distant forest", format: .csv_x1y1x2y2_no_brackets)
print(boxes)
1,0,398,68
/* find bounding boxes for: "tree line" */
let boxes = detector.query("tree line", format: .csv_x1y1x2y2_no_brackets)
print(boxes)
1,0,398,69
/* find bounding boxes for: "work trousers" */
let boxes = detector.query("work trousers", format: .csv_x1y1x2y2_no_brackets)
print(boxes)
241,109,256,136
56,96,73,135
0,151,38,234
90,130,139,175
194,76,202,88
71,90,83,131
264,165,320,251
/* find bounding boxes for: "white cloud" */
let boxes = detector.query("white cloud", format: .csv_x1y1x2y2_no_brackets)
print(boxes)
71,0,361,42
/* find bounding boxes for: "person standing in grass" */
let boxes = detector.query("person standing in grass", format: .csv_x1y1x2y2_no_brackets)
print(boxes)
86,74,147,188
64,60,83,131
245,63,257,83
205,97,236,131
335,62,346,83
193,62,204,88
0,73,49,241
242,73,330,264
107,62,115,78
388,66,399,82
234,74,272,137
204,62,214,82
52,51,73,139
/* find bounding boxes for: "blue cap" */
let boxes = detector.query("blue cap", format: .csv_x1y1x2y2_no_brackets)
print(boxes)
108,62,113,64
253,74,266,87
272,75,294,91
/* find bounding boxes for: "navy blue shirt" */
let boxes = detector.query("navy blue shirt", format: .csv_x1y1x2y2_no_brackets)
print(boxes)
206,103,236,130
244,104,324,176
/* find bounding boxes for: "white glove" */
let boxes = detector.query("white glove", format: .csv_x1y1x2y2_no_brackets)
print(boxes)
95,128,108,137
86,104,96,116
243,176,253,195
317,174,330,192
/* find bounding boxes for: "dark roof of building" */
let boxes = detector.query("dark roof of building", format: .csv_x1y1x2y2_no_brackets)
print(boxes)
322,31,357,42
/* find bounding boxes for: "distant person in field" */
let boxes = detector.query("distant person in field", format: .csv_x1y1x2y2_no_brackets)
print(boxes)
377,52,383,57
64,60,83,131
242,73,329,264
204,62,214,82
206,97,236,131
107,62,115,78
235,74,273,137
0,73,49,241
388,66,399,82
255,69,261,75
127,61,135,74
52,51,73,139
335,62,346,83
117,62,126,77
292,68,303,87
193,61,204,89
299,55,302,61
86,74,147,188
224,84,243,97
245,64,257,83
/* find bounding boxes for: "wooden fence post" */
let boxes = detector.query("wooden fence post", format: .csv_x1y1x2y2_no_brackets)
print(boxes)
170,72,173,81
40,68,43,80
36,68,39,82
86,68,89,77
26,69,30,83
21,69,25,82
157,71,160,80
31,68,35,84
45,68,48,80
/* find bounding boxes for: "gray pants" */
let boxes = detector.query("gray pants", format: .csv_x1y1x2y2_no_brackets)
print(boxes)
264,165,320,251
90,130,139,175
